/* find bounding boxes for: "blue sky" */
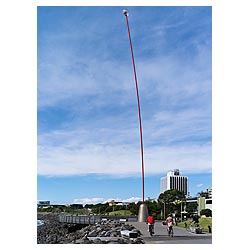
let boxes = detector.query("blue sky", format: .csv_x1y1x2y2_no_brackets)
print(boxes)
37,6,212,205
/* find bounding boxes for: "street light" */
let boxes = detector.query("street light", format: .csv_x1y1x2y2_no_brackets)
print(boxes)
174,199,185,221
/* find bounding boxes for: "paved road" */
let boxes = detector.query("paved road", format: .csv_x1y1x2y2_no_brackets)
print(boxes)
127,221,212,244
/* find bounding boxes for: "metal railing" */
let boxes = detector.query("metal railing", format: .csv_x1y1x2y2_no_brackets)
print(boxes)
58,214,138,224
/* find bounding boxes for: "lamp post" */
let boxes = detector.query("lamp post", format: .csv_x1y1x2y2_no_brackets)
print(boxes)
123,9,148,222
163,200,166,219
174,199,184,221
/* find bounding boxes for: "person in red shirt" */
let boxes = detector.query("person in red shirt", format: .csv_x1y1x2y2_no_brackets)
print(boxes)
147,214,155,236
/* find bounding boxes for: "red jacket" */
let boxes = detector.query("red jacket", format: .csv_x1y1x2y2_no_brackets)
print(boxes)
147,216,155,224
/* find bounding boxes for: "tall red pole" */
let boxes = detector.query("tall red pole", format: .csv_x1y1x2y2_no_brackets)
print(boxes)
123,9,145,204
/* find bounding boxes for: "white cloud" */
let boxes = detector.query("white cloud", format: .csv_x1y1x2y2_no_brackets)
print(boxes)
38,137,211,176
73,198,106,205
73,196,141,205
196,184,203,188
38,104,211,177
38,48,211,113
38,57,134,109
122,197,141,203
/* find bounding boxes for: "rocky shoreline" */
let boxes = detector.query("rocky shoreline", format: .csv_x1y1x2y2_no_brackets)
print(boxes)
37,213,144,244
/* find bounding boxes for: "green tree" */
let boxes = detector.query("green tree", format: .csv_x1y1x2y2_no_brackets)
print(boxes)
145,200,162,219
186,202,198,217
91,203,110,214
128,202,141,215
198,191,209,198
158,190,186,218
200,209,212,217
84,204,94,209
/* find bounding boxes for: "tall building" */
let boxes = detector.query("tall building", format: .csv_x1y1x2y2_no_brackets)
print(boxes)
160,169,188,195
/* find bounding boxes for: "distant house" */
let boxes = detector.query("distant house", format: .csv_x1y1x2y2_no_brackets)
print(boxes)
197,188,212,215
108,200,130,207
37,200,50,208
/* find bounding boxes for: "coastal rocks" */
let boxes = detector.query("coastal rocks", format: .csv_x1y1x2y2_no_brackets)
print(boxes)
37,213,144,244
88,230,98,237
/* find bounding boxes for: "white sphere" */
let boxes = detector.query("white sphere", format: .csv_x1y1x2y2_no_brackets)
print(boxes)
123,9,129,16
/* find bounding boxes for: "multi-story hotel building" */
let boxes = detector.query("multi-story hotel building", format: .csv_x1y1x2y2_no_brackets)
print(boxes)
160,169,188,195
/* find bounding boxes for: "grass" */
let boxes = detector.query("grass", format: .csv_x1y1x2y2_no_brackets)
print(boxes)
177,217,212,233
108,210,132,216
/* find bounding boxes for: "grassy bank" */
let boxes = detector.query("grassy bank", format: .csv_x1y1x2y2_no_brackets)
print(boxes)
177,217,212,233
107,210,132,216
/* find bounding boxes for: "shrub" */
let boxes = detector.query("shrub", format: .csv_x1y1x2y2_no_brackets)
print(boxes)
200,209,212,217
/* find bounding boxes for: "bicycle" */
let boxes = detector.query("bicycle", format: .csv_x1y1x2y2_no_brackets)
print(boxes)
167,225,174,237
148,223,154,236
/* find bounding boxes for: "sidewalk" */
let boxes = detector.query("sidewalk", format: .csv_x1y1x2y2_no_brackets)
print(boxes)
127,221,212,244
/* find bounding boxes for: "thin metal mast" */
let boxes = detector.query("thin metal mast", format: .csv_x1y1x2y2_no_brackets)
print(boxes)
123,9,145,203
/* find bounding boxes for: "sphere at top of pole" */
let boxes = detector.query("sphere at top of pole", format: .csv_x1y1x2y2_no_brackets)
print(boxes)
123,9,129,16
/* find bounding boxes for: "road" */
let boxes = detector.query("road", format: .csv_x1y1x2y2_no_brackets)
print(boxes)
127,221,212,244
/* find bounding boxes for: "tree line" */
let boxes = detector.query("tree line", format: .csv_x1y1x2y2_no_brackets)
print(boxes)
37,190,211,219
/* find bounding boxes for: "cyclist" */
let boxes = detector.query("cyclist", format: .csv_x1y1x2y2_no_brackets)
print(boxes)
147,214,155,236
166,214,174,237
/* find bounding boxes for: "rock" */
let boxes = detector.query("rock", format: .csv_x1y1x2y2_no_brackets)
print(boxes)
104,231,111,237
132,228,140,233
37,213,144,244
92,238,107,244
88,230,98,237
131,238,145,244
74,239,92,244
